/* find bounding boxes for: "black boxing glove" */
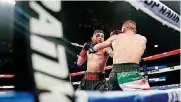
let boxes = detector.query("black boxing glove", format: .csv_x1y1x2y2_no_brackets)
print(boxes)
82,42,91,51
110,30,122,36
79,42,91,58
89,43,97,53
80,42,96,57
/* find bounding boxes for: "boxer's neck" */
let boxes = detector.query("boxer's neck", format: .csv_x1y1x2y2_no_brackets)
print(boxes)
124,30,135,34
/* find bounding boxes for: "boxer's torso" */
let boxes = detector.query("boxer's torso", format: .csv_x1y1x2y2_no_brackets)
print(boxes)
112,32,146,64
86,49,109,72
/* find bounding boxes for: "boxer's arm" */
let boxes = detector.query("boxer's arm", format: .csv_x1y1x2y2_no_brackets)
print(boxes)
104,66,113,70
105,47,113,58
140,35,147,50
77,50,87,66
93,35,116,52
141,35,147,43
77,42,89,66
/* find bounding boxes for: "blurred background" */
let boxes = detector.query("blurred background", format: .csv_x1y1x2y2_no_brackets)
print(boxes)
0,0,180,102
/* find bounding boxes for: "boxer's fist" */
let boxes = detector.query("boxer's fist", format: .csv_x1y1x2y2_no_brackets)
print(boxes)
89,43,96,53
82,42,91,51
82,42,96,53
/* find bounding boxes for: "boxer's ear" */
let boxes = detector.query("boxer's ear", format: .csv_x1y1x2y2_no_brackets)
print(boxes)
110,31,113,36
121,25,125,32
91,36,96,43
91,36,94,41
121,28,126,33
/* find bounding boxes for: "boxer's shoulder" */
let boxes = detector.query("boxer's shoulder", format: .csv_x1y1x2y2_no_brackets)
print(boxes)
136,34,147,43
140,35,147,42
135,34,146,39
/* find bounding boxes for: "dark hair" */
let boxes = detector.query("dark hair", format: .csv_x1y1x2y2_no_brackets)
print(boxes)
91,30,104,43
93,30,104,35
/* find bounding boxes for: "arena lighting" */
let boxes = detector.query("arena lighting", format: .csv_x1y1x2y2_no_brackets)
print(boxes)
0,0,16,5
154,44,158,48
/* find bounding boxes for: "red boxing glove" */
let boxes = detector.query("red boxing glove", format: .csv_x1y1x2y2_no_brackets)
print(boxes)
79,50,87,57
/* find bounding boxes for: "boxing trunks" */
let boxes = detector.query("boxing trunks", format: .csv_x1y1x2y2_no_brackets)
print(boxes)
108,63,150,91
77,72,107,90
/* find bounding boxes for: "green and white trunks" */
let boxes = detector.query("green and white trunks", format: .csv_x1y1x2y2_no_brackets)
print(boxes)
108,63,150,91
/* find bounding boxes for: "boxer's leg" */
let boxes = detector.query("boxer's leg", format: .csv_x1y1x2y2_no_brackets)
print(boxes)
117,70,150,91
108,71,122,90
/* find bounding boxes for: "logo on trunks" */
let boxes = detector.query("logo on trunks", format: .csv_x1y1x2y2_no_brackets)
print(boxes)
29,1,73,102
85,74,98,80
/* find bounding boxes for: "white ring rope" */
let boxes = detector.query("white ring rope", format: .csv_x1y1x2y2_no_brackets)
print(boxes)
124,0,180,32
71,43,84,48
148,65,180,74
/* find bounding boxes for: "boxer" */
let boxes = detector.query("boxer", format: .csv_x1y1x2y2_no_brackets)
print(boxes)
76,30,113,90
89,20,150,91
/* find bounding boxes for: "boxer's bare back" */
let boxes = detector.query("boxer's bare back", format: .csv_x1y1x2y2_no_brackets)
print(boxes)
112,31,146,64
93,21,147,65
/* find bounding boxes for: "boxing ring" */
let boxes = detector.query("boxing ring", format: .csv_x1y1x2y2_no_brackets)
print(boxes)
70,49,180,102
75,88,181,102
0,0,180,102
0,74,14,89
69,49,180,80
68,0,181,99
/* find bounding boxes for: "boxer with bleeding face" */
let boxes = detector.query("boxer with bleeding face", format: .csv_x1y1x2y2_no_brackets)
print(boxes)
77,30,113,90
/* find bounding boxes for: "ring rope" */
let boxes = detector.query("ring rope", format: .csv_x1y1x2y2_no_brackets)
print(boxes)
69,66,112,77
69,49,180,77
0,74,14,78
71,65,180,85
75,88,181,102
124,0,180,32
139,65,167,70
143,49,180,61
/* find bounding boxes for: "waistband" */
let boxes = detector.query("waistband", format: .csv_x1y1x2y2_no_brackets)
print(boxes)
84,72,105,80
112,63,139,72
